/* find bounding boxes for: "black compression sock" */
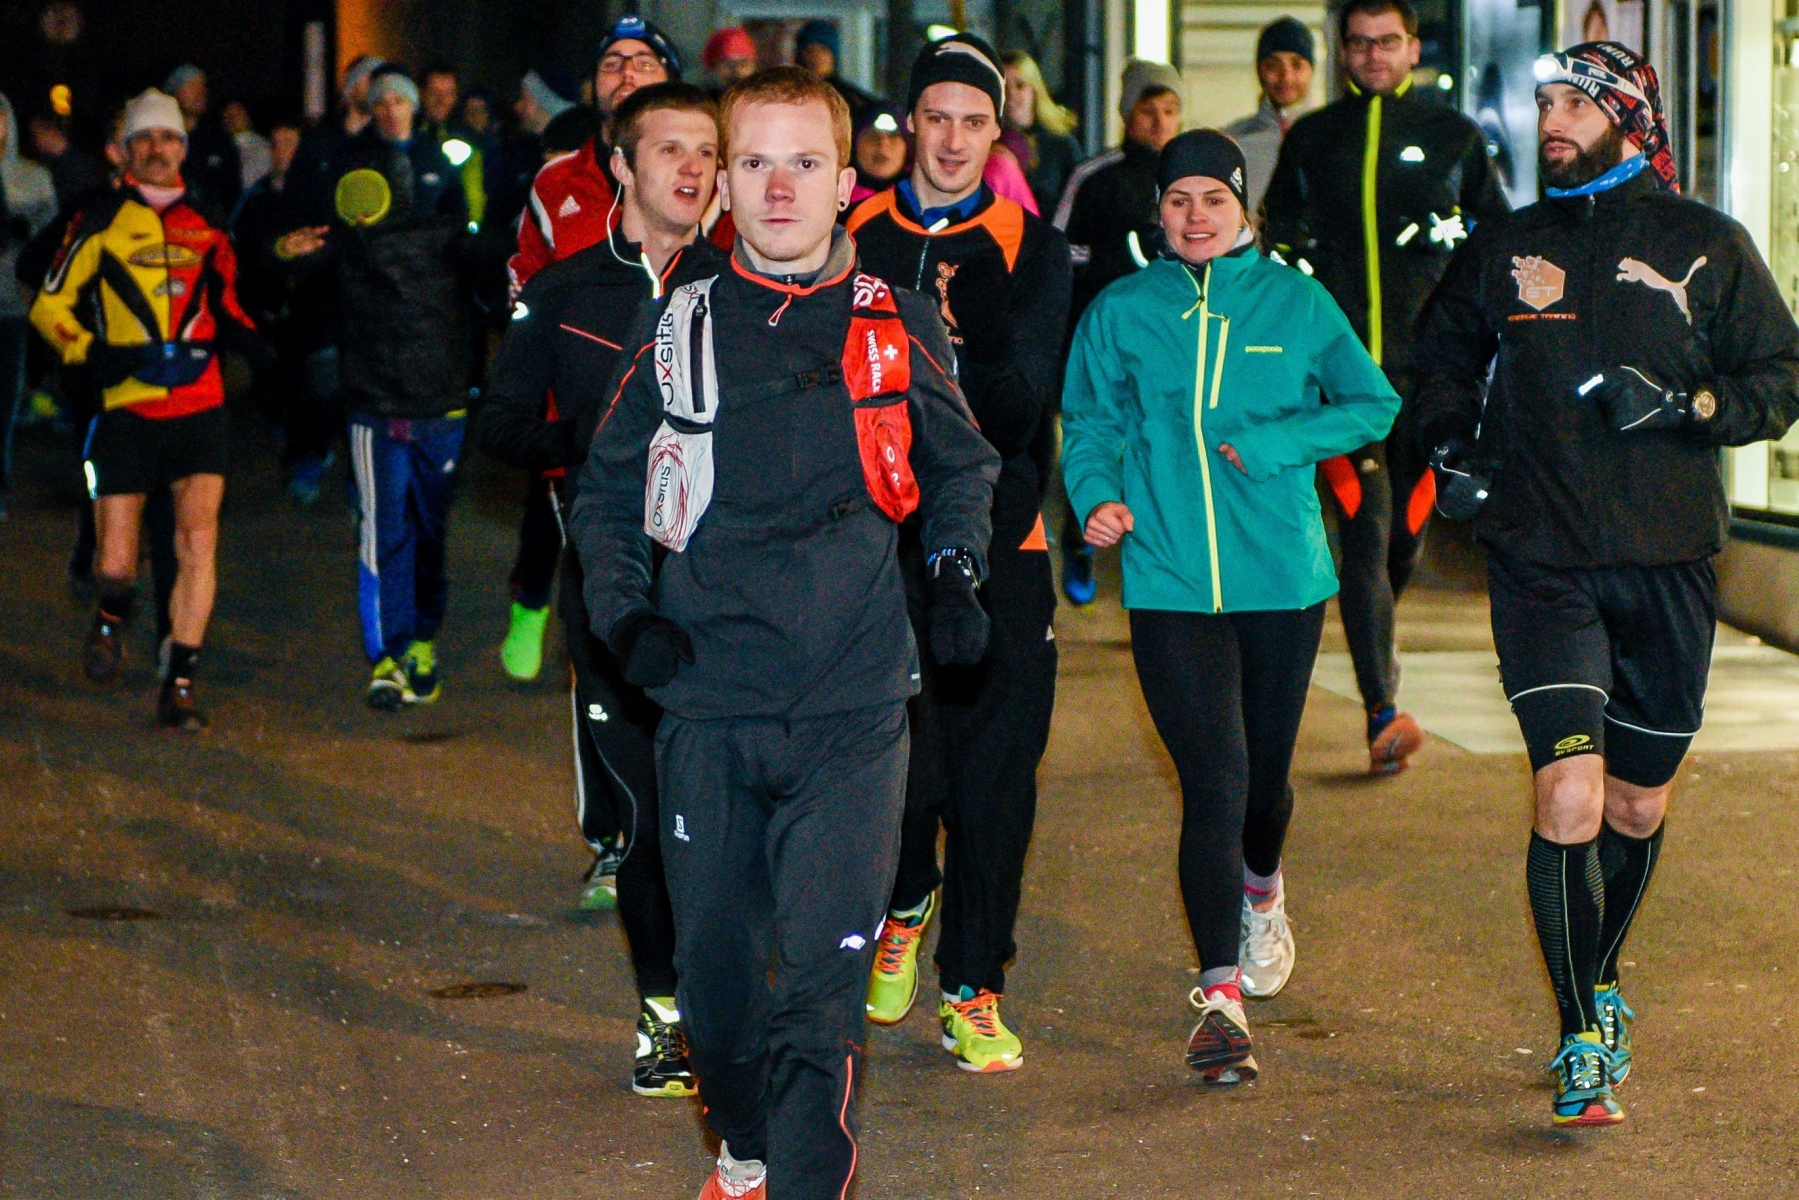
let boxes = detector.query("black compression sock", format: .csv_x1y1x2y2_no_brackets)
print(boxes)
97,582,138,626
1526,832,1605,1037
1597,821,1664,987
164,641,201,684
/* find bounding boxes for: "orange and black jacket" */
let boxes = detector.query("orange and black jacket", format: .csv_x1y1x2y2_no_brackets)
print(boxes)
31,182,259,418
848,184,1072,553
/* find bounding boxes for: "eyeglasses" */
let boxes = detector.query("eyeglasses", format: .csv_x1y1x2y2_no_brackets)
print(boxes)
1344,33,1409,53
599,53,665,76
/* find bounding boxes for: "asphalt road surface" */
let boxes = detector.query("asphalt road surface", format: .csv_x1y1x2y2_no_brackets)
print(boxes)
2,412,1795,1198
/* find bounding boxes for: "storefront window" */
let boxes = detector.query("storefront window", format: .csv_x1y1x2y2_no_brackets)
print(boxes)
1735,7,1799,518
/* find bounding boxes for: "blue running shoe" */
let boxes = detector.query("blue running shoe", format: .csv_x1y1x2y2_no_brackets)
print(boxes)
1062,544,1097,606
1548,1031,1625,1127
1594,983,1636,1084
288,452,329,506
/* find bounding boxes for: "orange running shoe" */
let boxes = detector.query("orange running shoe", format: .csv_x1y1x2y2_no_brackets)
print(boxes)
1369,708,1425,774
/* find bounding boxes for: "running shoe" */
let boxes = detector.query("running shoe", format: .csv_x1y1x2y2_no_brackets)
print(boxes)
633,996,697,1097
1594,983,1636,1085
366,656,408,711
286,452,330,507
1239,881,1296,1000
1368,706,1424,774
579,841,622,911
1548,1031,1625,1126
939,986,1023,1073
866,892,937,1024
1186,986,1258,1083
1061,544,1097,607
401,640,441,704
156,678,209,732
500,602,550,681
83,611,125,682
696,1144,767,1199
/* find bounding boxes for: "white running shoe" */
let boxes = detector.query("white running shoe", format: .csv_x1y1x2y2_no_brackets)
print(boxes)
1239,878,1296,999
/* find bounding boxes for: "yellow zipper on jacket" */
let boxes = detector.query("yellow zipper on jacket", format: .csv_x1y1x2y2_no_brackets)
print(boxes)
1361,92,1383,365
1183,263,1224,612
1355,75,1411,366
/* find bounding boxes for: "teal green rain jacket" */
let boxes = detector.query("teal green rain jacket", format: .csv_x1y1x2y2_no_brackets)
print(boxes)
1062,248,1399,613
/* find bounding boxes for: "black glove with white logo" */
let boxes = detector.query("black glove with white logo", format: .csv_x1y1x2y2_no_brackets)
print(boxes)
1429,440,1491,522
926,548,990,666
607,607,694,689
1585,365,1702,432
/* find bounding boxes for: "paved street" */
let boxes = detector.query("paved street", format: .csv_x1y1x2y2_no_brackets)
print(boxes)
2,414,1796,1198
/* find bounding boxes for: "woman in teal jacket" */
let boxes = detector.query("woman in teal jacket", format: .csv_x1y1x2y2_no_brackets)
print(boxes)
1061,130,1397,1086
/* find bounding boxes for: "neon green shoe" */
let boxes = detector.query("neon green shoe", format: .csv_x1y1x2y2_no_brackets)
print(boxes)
939,986,1023,1073
366,656,407,711
866,892,935,1024
500,602,550,681
401,640,441,704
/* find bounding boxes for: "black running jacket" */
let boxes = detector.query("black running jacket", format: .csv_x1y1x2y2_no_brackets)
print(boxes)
1415,170,1799,568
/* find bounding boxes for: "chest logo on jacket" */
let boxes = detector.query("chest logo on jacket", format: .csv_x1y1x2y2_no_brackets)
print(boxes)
1617,256,1707,324
934,261,961,342
1511,256,1566,311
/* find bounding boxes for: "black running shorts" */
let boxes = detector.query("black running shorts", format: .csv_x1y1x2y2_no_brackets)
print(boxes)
84,405,229,497
1487,551,1715,787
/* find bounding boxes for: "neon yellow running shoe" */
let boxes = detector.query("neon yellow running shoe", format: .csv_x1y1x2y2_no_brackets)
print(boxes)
866,892,935,1024
500,602,549,681
401,640,441,704
366,656,407,711
939,986,1023,1073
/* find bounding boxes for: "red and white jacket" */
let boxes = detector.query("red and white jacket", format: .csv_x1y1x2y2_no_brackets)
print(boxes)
509,137,738,301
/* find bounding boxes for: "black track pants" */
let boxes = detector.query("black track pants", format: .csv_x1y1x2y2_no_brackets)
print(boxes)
658,702,908,1200
1327,385,1428,714
891,542,1057,994
561,550,677,998
1130,605,1325,972
511,475,562,611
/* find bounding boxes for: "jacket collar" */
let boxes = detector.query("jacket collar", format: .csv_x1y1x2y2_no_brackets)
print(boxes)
1345,74,1415,102
1544,165,1659,218
729,225,857,295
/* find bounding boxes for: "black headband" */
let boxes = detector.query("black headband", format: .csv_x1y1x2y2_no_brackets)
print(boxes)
1157,129,1248,208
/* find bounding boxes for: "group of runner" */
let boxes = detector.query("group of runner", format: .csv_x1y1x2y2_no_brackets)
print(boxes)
22,3,1799,1194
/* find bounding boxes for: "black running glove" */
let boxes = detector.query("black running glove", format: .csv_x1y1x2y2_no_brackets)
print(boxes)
1586,365,1710,432
925,548,990,666
1429,440,1491,522
607,608,694,689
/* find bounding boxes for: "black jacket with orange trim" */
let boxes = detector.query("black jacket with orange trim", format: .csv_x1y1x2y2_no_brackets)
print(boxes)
478,228,725,501
30,182,260,418
567,232,1000,720
847,184,1072,555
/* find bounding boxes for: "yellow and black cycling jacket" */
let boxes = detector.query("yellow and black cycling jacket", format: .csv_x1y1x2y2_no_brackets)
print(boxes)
31,182,255,419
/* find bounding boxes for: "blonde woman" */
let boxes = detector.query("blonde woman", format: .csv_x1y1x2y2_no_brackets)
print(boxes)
1000,52,1079,213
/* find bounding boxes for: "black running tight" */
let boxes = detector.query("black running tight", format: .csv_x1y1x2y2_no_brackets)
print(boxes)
1130,605,1325,972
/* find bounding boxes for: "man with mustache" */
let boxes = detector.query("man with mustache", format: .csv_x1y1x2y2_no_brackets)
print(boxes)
31,88,264,730
1416,41,1799,1127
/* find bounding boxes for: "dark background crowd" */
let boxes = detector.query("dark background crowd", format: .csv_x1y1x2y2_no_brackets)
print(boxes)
0,0,1098,510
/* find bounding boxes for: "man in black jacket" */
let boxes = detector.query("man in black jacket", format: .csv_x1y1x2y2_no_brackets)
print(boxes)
1263,0,1510,773
846,32,1070,1074
569,68,998,1200
1050,58,1183,605
277,69,478,711
478,81,725,1102
1416,41,1799,1128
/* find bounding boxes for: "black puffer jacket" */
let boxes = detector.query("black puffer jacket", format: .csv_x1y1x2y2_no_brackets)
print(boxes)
1415,170,1799,567
296,129,474,418
478,228,726,501
568,233,1000,721
1262,84,1509,379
